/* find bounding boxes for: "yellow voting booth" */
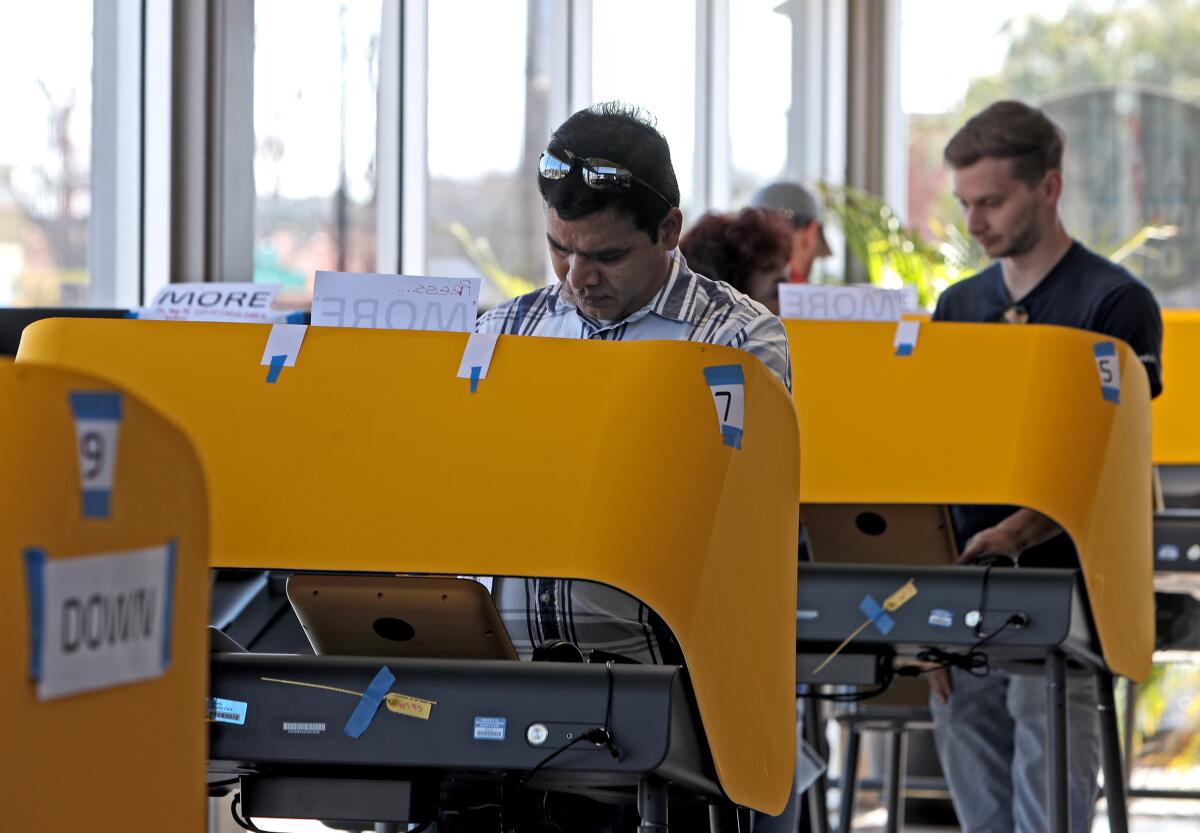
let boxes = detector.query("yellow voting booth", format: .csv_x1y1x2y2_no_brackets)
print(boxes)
786,319,1153,682
1152,309,1200,465
17,318,800,814
0,359,209,830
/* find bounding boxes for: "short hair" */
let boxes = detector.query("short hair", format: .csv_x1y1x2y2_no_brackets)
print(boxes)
679,208,793,294
943,100,1066,185
538,102,681,242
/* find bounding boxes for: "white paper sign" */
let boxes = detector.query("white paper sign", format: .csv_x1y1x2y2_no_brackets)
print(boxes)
136,282,289,323
25,543,175,701
703,365,745,449
778,284,905,321
894,320,921,356
457,332,500,386
312,271,480,332
69,391,123,519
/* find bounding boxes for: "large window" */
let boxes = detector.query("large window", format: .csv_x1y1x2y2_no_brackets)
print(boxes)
902,0,1200,306
591,0,698,217
0,1,93,306
425,0,552,307
253,0,382,304
728,0,792,207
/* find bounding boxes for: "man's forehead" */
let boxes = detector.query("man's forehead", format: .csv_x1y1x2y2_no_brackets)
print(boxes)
952,157,1021,196
545,206,642,244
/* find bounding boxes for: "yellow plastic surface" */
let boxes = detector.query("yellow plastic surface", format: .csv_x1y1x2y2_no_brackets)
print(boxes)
18,318,800,813
786,320,1154,681
1152,310,1200,465
0,359,209,830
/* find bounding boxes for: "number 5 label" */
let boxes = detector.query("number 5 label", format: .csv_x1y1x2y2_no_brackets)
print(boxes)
69,392,124,518
1093,342,1121,404
703,365,745,449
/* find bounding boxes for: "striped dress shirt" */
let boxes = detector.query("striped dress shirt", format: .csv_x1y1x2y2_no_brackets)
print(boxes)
476,250,791,663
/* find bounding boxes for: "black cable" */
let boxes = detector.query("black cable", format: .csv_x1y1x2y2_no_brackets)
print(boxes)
230,794,265,833
516,733,595,790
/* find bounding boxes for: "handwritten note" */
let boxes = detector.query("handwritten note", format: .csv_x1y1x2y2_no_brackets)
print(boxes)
312,271,480,333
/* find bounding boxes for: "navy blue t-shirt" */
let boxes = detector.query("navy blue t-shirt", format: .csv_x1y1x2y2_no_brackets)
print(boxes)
933,241,1163,568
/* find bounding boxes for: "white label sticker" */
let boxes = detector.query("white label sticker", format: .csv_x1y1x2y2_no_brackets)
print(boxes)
703,365,746,449
26,543,175,701
207,697,248,725
928,608,954,628
69,391,123,519
282,721,326,735
312,272,480,332
1093,342,1121,404
894,320,920,356
779,284,905,321
457,332,500,383
474,716,507,741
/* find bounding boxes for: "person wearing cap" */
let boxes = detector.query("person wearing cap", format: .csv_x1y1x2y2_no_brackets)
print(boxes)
748,181,833,283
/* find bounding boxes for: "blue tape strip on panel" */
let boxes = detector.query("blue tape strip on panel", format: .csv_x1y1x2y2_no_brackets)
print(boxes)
69,391,123,421
469,365,481,393
895,343,914,357
161,539,178,669
265,354,287,384
703,364,745,386
343,666,396,738
23,549,47,681
859,595,895,636
721,425,743,449
81,490,110,518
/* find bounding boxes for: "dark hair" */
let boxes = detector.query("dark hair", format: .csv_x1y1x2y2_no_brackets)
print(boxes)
538,101,680,242
679,208,792,294
943,100,1066,185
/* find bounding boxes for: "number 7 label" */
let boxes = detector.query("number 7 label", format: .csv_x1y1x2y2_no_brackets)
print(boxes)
69,392,124,519
1093,342,1121,404
703,365,745,449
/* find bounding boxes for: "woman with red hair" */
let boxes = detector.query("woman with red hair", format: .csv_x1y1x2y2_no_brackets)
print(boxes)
680,207,794,315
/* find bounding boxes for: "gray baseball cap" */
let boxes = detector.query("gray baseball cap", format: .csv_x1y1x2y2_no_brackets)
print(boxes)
748,182,832,257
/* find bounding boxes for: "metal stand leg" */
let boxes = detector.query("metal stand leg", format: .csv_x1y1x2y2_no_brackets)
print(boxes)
1122,678,1138,788
1097,670,1131,833
374,825,400,833
803,698,831,833
639,776,669,833
836,727,861,833
881,729,906,833
1047,653,1069,833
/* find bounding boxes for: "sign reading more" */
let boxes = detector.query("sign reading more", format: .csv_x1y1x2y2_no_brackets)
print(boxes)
138,282,289,323
779,284,906,322
24,543,176,701
311,272,481,333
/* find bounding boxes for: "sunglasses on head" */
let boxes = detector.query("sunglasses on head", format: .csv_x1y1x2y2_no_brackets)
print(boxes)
538,147,674,209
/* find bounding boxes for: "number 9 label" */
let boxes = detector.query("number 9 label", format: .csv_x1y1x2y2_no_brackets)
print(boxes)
68,392,123,518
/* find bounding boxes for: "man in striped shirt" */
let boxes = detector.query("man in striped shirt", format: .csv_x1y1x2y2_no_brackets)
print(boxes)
477,102,792,666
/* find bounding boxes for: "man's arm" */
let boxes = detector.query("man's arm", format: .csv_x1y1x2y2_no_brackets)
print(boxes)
733,314,792,393
957,508,1061,564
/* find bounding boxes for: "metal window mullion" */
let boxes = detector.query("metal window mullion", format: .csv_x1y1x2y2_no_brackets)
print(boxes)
400,0,428,275
707,0,730,211
693,0,711,214
90,0,144,307
143,0,172,302
209,0,255,282
376,0,402,274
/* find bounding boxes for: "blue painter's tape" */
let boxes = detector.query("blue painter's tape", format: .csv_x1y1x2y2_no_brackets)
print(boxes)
1102,386,1120,404
207,697,248,725
721,425,743,449
895,343,914,357
859,595,895,635
161,539,177,669
23,549,46,681
82,489,111,519
124,309,140,319
265,353,287,384
343,665,396,738
469,365,481,393
285,310,307,324
69,391,123,421
703,364,745,386
1093,341,1117,358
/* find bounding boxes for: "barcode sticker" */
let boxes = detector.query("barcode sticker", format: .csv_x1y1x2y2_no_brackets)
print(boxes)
207,697,248,726
473,716,506,741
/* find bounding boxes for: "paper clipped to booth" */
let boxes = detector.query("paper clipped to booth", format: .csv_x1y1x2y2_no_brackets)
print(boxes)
133,282,296,323
778,284,910,321
24,542,176,701
312,271,481,332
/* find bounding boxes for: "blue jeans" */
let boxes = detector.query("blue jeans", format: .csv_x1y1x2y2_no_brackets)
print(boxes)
929,666,1101,833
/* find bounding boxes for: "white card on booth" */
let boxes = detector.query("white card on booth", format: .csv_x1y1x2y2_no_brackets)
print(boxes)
312,272,480,333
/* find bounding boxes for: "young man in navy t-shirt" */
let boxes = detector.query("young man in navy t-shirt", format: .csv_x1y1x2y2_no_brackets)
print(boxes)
928,100,1163,833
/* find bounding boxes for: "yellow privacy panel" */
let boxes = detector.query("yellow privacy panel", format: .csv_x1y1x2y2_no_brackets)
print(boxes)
1152,310,1200,464
786,320,1153,681
18,318,800,814
0,359,208,831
